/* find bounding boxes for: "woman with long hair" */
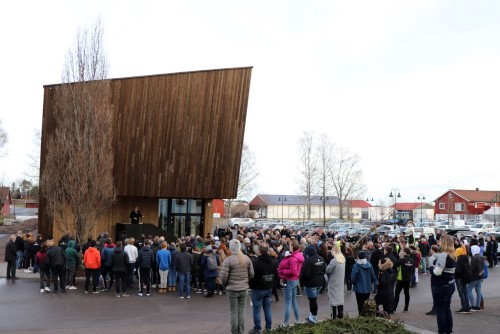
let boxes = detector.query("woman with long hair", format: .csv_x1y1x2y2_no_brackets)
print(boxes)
431,234,457,334
219,239,254,334
326,246,346,319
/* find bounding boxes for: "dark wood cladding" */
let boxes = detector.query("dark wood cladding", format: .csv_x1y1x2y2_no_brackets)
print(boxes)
42,67,252,199
111,67,252,199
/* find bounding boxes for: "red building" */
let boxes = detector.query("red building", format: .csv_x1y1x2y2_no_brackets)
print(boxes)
433,188,498,220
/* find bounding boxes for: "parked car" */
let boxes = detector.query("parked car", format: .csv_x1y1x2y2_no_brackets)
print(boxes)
388,226,407,239
469,222,495,234
228,218,255,229
405,226,435,237
377,225,394,234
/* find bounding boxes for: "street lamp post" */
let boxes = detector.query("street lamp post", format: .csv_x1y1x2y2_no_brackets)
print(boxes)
278,196,286,224
417,193,426,222
389,188,401,221
493,194,499,225
366,197,374,220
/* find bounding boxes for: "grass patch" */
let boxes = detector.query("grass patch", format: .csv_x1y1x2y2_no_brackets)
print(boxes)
269,317,414,334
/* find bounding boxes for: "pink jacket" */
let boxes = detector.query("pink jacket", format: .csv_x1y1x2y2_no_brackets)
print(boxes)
278,250,304,281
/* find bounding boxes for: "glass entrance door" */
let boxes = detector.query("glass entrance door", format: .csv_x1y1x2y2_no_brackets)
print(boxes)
158,198,204,241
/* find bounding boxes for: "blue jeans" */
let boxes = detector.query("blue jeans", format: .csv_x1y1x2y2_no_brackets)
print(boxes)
455,278,470,311
467,279,482,308
284,279,300,325
227,290,248,334
16,250,23,269
421,256,428,273
178,272,191,297
251,289,272,331
168,268,177,287
432,280,455,334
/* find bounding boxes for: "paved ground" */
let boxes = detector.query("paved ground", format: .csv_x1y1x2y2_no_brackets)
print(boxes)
1,233,500,333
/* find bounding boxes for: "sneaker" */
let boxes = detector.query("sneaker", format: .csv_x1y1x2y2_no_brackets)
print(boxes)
92,291,99,294
138,293,143,297
152,284,157,288
146,293,151,296
219,291,223,295
116,294,121,298
460,310,471,314
84,291,89,294
121,294,130,298
45,287,51,293
66,285,70,289
180,296,184,299
305,315,318,324
40,289,45,293
425,310,436,315
248,329,261,334
24,269,31,273
69,286,78,290
196,289,202,294
456,309,464,313
187,295,191,299
471,307,480,312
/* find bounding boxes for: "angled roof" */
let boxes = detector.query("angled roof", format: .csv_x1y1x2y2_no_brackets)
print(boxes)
392,202,423,211
345,200,372,208
435,189,500,202
249,194,340,206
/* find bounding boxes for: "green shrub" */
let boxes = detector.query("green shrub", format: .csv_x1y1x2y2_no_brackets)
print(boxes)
269,317,414,334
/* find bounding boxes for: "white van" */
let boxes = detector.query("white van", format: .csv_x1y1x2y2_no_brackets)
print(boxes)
405,226,435,236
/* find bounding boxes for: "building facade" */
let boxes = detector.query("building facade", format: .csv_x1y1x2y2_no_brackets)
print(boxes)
39,67,252,242
433,188,499,222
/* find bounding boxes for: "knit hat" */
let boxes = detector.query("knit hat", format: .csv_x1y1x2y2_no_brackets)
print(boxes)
455,247,465,257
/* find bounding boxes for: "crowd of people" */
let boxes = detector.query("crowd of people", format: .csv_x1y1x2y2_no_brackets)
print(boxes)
4,223,496,334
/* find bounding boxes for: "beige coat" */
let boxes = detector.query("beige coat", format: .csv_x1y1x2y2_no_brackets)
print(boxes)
219,254,254,291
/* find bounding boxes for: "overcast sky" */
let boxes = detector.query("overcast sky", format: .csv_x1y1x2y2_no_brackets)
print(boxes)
1,0,500,206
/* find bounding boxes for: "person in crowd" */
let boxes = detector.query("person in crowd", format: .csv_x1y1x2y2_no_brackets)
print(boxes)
468,245,485,312
344,247,356,293
351,251,378,316
35,242,49,292
268,248,281,302
278,240,304,327
410,245,421,287
301,245,326,324
375,257,394,314
15,230,25,269
124,237,138,289
111,240,130,298
45,239,67,293
419,236,430,274
5,234,17,279
83,240,101,294
156,242,171,294
129,206,143,224
137,239,154,296
220,239,254,334
64,240,79,290
201,245,220,297
426,244,441,316
167,242,178,292
454,247,471,314
393,247,414,312
248,242,278,334
326,245,346,319
431,235,457,334
150,236,162,289
32,234,43,274
485,236,494,268
177,243,194,299
100,238,115,291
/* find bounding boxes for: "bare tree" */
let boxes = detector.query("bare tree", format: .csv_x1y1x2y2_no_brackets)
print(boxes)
316,133,334,225
329,146,365,219
0,119,7,158
25,129,41,184
237,143,259,200
41,18,116,242
297,131,317,220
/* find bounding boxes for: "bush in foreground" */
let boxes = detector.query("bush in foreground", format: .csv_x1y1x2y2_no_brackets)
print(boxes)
269,316,414,334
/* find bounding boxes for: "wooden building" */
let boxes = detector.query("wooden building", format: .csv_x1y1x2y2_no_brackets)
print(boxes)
434,188,498,221
39,67,252,242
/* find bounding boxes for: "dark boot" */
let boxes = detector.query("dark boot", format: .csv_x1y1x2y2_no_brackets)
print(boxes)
337,305,344,319
331,306,337,319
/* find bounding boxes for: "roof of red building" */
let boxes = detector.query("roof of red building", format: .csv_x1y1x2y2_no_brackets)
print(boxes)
392,202,423,210
436,189,500,202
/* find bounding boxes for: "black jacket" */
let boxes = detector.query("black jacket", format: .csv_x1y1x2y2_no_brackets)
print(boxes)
46,246,67,268
249,254,278,290
395,255,414,282
137,246,154,269
454,255,472,283
470,254,485,281
111,246,129,272
300,254,326,287
177,251,194,274
5,240,17,262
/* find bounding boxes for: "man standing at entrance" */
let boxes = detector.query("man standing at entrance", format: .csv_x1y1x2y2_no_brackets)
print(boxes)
249,242,278,334
129,207,143,224
5,235,17,279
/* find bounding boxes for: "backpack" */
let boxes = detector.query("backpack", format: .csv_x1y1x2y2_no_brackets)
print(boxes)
482,263,489,279
207,254,218,271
